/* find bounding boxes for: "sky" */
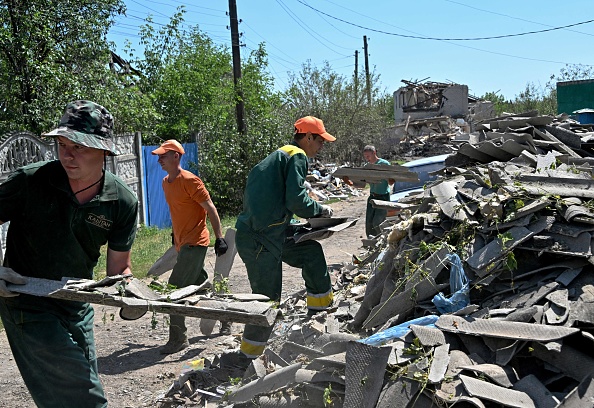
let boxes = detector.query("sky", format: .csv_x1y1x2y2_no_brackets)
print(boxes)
107,0,594,99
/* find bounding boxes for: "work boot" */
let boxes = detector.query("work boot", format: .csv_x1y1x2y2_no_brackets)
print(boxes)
219,351,253,370
160,315,189,354
159,338,189,354
218,321,232,336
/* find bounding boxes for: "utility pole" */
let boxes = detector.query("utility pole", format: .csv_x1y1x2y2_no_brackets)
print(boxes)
228,0,246,134
354,50,359,103
363,35,371,105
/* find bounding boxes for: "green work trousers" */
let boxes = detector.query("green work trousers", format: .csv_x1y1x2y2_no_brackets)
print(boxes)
236,230,332,356
366,193,390,237
0,295,107,408
168,244,209,341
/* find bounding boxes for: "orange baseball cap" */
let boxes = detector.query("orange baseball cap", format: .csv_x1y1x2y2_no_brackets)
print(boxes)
151,139,185,155
294,116,336,142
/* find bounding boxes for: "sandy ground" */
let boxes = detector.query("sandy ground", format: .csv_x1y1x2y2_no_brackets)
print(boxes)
0,193,369,407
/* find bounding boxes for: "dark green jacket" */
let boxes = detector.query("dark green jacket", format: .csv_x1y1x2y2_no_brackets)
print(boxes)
0,160,138,281
236,143,322,258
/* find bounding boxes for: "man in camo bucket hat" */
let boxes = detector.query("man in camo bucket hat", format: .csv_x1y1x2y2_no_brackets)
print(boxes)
0,99,138,406
43,100,120,155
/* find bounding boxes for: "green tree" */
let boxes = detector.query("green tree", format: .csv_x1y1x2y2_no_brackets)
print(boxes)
0,0,127,134
285,61,393,164
482,82,556,117
551,63,594,82
198,44,290,213
130,10,288,214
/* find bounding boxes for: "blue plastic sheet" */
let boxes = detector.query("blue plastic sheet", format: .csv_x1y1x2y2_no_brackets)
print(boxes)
432,253,470,314
359,315,439,346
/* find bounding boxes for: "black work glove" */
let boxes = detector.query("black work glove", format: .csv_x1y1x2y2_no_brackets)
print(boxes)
215,238,228,256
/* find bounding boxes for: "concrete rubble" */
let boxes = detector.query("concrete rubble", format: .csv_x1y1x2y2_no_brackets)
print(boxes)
155,112,594,407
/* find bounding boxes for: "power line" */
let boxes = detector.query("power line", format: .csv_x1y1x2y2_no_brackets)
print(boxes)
128,0,170,19
296,0,594,41
303,0,594,67
274,0,352,54
242,22,301,65
444,0,594,38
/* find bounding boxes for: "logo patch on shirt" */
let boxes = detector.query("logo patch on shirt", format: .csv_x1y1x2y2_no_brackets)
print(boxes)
86,213,113,230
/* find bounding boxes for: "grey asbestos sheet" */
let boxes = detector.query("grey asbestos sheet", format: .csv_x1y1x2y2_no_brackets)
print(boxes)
568,301,594,325
520,231,592,258
457,334,492,363
512,374,557,408
344,342,392,408
436,315,579,342
376,378,420,408
564,205,594,222
295,369,345,385
459,142,497,162
391,341,417,364
428,344,450,384
467,226,533,275
228,363,302,403
460,374,536,408
550,221,594,237
532,342,594,382
481,214,531,232
516,176,594,199
305,352,346,371
495,340,523,366
556,268,583,287
410,324,446,346
435,350,475,403
508,282,559,308
555,375,594,408
363,279,448,328
459,364,518,388
431,180,471,222
404,245,449,290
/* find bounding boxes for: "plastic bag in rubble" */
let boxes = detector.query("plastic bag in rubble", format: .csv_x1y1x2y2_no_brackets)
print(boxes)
359,315,439,346
432,253,470,314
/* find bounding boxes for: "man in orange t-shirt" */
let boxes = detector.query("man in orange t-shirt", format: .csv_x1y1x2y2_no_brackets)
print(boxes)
152,139,228,354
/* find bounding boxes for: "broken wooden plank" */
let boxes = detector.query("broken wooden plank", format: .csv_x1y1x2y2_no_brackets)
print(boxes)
7,276,278,327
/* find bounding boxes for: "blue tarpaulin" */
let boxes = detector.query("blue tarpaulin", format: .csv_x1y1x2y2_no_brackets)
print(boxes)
359,315,439,346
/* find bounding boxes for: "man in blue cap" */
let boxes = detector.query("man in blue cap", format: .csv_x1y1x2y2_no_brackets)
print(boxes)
0,100,139,407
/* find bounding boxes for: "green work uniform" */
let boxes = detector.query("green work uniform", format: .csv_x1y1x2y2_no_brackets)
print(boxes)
366,158,391,237
235,143,333,357
0,160,138,408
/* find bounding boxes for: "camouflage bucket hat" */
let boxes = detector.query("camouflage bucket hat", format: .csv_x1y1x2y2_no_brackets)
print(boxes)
43,100,120,155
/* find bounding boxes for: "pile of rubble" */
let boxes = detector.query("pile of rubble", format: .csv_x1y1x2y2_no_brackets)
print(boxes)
161,112,594,407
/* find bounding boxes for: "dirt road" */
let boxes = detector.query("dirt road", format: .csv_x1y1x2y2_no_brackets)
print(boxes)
0,193,369,407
